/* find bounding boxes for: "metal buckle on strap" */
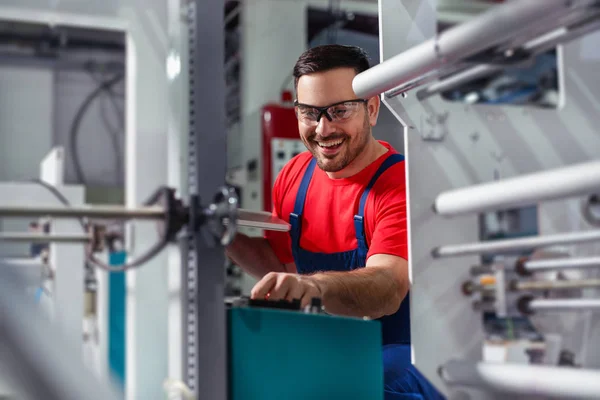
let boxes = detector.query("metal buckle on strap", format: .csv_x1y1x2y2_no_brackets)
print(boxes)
353,215,365,236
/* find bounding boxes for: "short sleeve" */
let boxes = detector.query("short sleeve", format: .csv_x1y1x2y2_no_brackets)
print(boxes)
264,172,294,264
366,185,408,261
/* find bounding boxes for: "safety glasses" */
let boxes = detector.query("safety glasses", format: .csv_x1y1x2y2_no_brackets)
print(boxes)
294,98,368,126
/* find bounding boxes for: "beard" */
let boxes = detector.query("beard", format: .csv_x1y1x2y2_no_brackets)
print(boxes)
304,115,371,173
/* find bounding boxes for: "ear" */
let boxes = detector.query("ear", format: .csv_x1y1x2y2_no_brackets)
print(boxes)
367,96,380,127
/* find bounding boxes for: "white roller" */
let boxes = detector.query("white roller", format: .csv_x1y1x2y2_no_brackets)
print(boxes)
530,298,600,311
433,229,600,258
525,256,600,272
418,18,600,101
353,0,576,98
514,278,600,291
434,160,600,217
441,360,600,399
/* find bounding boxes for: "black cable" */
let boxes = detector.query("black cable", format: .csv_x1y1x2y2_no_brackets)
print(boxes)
99,94,125,186
68,73,124,185
85,63,125,186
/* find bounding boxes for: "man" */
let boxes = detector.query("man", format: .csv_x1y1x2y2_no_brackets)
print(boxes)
226,44,443,400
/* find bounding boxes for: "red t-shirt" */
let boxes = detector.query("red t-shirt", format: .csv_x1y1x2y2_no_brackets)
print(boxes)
265,140,408,265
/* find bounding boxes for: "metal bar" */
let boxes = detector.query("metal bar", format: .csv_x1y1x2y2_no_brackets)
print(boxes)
0,205,289,232
524,256,600,272
186,0,227,398
440,360,600,398
530,298,600,311
353,0,580,98
494,264,507,317
417,64,500,101
0,205,164,220
432,229,600,258
0,232,90,243
225,209,290,232
513,279,600,291
433,160,600,217
417,16,600,101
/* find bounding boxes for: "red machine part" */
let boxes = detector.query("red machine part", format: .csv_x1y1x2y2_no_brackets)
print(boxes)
261,101,303,212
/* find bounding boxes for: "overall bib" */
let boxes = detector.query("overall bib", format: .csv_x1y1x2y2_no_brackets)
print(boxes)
289,153,445,400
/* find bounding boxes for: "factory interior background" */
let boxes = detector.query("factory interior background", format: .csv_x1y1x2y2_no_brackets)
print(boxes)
0,0,600,399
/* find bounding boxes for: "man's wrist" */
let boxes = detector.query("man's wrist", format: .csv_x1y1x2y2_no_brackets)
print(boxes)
308,273,328,302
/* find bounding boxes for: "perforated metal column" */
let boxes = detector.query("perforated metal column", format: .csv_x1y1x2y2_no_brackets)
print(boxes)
183,1,228,398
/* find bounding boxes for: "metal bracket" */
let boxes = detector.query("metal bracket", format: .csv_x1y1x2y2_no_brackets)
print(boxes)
199,186,239,246
581,193,600,227
420,111,449,142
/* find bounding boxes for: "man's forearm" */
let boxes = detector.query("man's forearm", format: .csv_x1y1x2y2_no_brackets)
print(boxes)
311,267,408,320
225,233,287,278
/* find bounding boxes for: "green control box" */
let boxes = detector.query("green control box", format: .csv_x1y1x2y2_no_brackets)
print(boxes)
228,307,383,400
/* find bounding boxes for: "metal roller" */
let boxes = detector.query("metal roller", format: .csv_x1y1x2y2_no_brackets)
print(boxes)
433,160,600,217
511,278,600,291
353,0,588,98
440,360,600,399
518,296,600,315
522,256,600,273
417,17,600,102
432,229,600,258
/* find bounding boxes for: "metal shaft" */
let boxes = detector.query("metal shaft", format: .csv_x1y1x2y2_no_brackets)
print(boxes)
433,159,600,217
513,279,600,291
530,298,600,311
432,229,600,258
0,205,165,220
0,232,90,243
440,360,600,398
353,0,580,98
524,256,600,272
417,18,600,102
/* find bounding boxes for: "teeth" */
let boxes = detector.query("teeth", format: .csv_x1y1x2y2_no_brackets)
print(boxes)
318,139,343,148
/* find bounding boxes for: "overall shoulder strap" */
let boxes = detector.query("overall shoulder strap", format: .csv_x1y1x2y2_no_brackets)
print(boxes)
353,153,405,255
292,157,317,217
289,157,317,247
358,153,404,218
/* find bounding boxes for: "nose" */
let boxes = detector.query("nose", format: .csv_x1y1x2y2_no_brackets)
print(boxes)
315,115,336,137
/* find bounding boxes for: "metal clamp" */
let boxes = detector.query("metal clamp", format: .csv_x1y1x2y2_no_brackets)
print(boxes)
581,193,600,227
197,186,239,246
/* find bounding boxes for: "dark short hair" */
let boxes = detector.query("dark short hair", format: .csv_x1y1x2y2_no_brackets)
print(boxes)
293,44,371,92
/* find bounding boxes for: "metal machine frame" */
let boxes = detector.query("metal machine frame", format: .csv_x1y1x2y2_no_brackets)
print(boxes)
183,1,227,397
0,2,282,398
353,0,600,398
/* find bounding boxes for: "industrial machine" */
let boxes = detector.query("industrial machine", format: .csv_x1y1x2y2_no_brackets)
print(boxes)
353,0,600,398
2,0,600,399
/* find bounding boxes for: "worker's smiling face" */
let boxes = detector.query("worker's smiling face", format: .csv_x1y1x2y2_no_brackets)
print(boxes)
295,68,379,173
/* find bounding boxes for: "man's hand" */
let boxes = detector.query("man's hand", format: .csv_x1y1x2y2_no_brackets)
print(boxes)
250,272,322,308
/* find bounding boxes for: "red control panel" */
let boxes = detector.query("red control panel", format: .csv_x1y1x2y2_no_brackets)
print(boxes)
261,102,303,212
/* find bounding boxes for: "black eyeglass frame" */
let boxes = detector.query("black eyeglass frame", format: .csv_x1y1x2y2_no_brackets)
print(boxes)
293,98,369,122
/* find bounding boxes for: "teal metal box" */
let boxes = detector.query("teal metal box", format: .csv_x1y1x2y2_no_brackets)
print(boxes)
228,307,384,400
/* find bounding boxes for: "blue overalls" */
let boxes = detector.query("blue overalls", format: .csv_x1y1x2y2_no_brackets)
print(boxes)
289,153,445,400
